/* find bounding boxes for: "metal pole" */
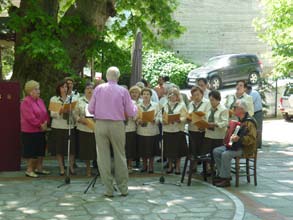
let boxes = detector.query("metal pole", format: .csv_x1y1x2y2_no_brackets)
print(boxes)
274,79,278,118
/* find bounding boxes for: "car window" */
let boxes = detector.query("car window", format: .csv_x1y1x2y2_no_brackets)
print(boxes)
236,57,251,65
204,57,228,68
228,57,237,66
284,86,293,96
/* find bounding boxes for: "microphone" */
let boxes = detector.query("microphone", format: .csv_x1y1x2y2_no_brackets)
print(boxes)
66,94,74,104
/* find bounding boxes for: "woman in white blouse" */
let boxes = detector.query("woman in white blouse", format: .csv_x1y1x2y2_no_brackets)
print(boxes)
187,86,210,164
74,82,96,177
136,88,161,173
49,80,76,176
162,88,188,175
125,86,141,173
203,90,229,156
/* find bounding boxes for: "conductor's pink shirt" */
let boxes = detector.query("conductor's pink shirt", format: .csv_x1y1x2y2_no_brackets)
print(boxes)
88,80,137,121
20,96,50,133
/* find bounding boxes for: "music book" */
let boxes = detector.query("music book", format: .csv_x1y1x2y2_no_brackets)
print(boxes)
229,109,234,117
194,119,209,129
191,111,205,123
48,102,62,112
141,110,155,122
191,111,209,128
167,113,180,123
62,101,77,111
49,101,77,112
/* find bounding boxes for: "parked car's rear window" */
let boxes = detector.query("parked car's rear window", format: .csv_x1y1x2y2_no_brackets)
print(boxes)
237,57,251,65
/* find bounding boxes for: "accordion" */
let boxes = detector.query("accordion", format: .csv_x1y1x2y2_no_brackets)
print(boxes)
224,120,241,148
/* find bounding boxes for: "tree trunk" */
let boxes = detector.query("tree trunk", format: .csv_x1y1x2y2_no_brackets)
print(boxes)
11,0,115,102
11,0,61,102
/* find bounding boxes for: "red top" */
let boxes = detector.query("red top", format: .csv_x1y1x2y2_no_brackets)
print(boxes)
20,96,50,133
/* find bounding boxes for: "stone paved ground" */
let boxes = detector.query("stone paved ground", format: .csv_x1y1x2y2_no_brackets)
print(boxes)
0,175,238,220
1,119,292,220
230,119,293,220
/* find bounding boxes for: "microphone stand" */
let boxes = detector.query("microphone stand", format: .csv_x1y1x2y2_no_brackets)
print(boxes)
143,133,181,187
58,95,73,188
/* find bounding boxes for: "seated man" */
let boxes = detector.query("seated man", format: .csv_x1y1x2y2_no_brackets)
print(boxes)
213,99,257,187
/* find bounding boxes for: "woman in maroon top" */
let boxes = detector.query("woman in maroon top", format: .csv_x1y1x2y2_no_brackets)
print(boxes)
20,80,50,178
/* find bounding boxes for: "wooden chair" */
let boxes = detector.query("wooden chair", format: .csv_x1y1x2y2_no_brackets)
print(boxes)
181,154,214,186
231,149,257,187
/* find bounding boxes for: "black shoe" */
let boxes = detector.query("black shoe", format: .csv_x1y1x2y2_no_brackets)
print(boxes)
166,168,173,174
140,168,147,173
135,161,141,168
215,179,231,187
92,160,98,168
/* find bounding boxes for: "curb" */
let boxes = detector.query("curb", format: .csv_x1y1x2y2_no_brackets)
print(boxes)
194,179,245,220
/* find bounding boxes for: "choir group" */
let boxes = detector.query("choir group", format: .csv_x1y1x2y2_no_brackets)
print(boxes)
20,74,257,184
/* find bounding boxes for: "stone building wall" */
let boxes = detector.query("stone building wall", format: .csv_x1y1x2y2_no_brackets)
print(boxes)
169,0,272,71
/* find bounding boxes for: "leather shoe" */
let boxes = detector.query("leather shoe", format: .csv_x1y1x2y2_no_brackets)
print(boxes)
35,169,50,175
104,193,114,198
25,171,39,178
215,179,231,187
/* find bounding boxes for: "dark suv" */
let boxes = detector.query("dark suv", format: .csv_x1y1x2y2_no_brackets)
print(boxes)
187,54,263,89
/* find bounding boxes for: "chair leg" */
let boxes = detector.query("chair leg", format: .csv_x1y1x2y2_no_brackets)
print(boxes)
210,160,214,182
254,159,257,186
202,161,207,182
187,159,194,186
181,156,189,183
235,158,240,187
246,159,250,183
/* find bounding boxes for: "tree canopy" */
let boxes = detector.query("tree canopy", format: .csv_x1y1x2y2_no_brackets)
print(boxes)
0,0,184,101
253,0,293,78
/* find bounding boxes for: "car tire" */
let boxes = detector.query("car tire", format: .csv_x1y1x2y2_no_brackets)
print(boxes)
284,114,292,122
210,76,222,90
249,72,259,84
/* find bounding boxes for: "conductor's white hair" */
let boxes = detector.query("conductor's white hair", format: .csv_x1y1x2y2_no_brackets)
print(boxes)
106,66,120,81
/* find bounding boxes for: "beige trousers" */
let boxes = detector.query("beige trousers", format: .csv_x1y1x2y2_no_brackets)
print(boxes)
94,120,128,195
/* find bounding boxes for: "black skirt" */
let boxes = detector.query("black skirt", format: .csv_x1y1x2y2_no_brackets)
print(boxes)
188,131,205,157
125,132,137,159
22,132,46,158
77,130,97,160
163,132,188,159
48,128,76,156
201,137,223,156
137,135,158,158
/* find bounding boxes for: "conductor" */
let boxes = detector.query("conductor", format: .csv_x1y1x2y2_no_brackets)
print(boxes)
88,66,137,197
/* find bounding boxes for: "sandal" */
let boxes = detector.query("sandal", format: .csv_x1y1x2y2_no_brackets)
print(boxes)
35,169,51,175
25,171,39,178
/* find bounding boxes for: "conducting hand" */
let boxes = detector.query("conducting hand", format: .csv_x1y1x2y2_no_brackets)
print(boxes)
40,121,47,131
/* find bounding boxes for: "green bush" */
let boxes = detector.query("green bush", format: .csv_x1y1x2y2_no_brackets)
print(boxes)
142,50,197,88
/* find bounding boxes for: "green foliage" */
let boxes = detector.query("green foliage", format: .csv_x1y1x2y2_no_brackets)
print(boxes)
111,0,185,49
1,47,14,78
253,0,293,78
0,0,11,13
142,50,197,88
8,0,72,73
87,34,131,83
6,0,185,89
